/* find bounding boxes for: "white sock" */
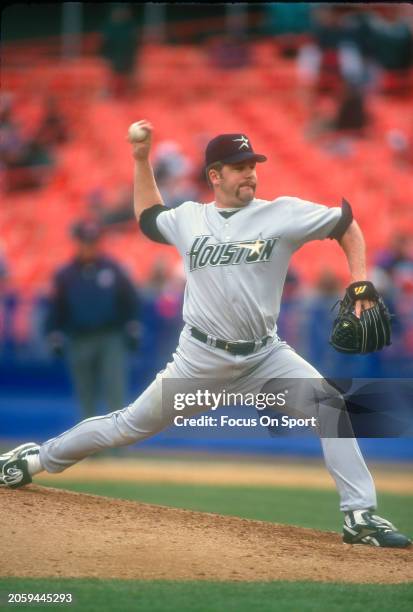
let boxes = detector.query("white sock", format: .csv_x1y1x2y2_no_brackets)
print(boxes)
25,450,43,476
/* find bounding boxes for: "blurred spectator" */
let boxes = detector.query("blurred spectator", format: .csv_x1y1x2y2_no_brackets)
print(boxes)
314,268,343,297
277,269,301,350
45,220,141,417
88,184,136,231
297,42,322,89
372,233,413,305
311,6,347,93
29,289,52,361
263,3,312,58
386,126,413,168
0,247,8,287
141,258,184,372
0,246,19,357
0,94,54,191
282,269,300,300
153,141,191,183
306,82,369,155
372,233,413,368
153,141,199,208
297,7,370,120
308,5,413,95
374,233,413,281
297,8,369,99
263,3,312,37
143,257,184,319
331,83,369,132
300,269,341,363
369,4,413,95
368,7,413,92
0,94,22,161
0,247,9,345
207,33,252,70
100,5,140,98
144,258,171,297
34,96,68,148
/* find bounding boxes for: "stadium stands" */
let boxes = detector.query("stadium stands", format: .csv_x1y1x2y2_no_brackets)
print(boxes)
1,39,412,299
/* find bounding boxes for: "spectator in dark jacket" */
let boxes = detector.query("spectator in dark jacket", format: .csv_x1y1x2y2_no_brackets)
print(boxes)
45,220,140,417
100,5,140,97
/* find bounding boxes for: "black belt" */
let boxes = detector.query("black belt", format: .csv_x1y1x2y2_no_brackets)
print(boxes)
190,326,271,356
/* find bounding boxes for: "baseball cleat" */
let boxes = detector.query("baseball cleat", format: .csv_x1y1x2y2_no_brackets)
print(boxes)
0,442,39,462
0,443,39,489
343,510,411,548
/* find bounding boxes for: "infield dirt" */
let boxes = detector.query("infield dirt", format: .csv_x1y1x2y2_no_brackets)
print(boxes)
1,485,412,583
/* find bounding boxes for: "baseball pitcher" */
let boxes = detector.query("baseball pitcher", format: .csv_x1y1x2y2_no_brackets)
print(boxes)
1,121,409,548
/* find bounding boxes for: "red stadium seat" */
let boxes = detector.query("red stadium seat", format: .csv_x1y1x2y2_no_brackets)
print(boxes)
1,39,411,299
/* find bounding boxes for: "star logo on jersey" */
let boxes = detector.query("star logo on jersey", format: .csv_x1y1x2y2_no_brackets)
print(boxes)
233,239,266,256
233,136,250,150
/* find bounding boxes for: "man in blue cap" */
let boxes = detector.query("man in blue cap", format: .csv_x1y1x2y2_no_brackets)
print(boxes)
45,220,140,418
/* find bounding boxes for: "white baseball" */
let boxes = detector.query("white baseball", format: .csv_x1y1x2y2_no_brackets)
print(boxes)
128,122,148,142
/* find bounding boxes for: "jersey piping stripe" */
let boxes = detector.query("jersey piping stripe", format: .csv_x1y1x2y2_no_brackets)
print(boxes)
41,411,123,446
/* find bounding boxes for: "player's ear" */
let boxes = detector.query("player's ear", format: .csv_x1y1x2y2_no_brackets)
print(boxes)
208,167,221,186
209,169,218,184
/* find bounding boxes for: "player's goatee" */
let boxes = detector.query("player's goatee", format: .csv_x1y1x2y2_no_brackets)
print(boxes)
237,184,256,201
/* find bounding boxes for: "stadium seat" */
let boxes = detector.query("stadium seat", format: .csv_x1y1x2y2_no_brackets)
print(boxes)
1,38,411,300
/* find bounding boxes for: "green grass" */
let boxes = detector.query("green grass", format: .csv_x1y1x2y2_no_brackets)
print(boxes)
37,479,413,536
0,579,412,612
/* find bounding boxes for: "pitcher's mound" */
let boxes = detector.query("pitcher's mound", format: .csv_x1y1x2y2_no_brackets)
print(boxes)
1,486,411,583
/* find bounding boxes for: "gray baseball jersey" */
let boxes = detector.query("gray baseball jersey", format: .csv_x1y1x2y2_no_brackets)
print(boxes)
156,197,341,340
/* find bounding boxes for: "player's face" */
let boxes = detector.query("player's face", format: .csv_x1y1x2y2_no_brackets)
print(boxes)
212,162,257,207
77,241,100,261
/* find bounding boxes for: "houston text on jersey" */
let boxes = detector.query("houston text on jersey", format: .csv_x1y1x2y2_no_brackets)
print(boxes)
188,235,279,271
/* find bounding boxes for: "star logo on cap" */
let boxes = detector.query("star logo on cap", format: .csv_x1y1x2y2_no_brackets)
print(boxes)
233,136,250,150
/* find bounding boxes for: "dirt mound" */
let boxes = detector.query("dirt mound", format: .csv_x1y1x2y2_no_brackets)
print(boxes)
1,486,411,583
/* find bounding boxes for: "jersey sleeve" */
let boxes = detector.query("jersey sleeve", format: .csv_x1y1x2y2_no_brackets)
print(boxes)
139,205,172,244
139,201,195,247
155,206,181,245
285,197,345,249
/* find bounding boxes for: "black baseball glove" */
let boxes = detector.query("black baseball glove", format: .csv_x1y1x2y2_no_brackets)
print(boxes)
330,281,392,354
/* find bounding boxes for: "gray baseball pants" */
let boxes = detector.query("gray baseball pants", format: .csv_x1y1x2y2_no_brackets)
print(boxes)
40,325,377,512
67,331,127,418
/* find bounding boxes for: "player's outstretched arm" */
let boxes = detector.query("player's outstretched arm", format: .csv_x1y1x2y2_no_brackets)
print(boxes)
127,120,164,221
338,220,374,317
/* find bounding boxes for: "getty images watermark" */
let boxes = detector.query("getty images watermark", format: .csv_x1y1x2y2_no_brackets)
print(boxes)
172,389,317,429
163,378,413,437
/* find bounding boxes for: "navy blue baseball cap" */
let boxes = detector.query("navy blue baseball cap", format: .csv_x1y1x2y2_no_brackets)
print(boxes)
205,133,267,167
71,220,102,243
